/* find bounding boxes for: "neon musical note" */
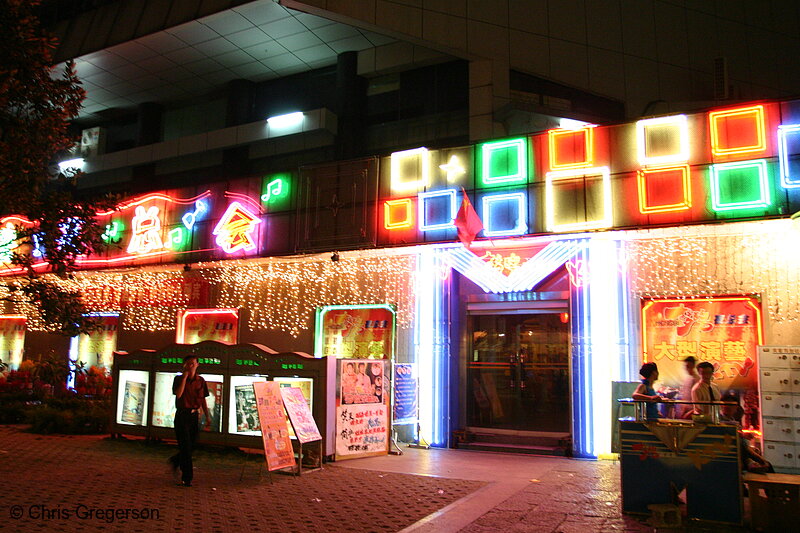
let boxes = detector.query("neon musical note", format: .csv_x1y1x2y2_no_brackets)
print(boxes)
165,228,184,249
260,178,283,203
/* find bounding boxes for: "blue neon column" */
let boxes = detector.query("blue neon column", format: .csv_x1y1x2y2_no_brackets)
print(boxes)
570,236,632,458
414,247,451,447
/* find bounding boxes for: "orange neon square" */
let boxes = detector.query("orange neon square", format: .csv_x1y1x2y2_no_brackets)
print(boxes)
637,165,692,214
709,105,766,158
548,127,594,170
384,198,414,230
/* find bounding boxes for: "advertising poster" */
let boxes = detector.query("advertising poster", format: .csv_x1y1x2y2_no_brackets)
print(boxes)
176,309,238,344
393,363,418,424
336,359,390,459
252,381,296,471
0,316,25,370
280,387,321,443
340,360,388,405
151,372,178,427
642,296,763,429
75,314,118,369
318,305,395,359
201,381,223,432
234,384,260,432
121,381,146,425
335,403,389,457
274,377,312,438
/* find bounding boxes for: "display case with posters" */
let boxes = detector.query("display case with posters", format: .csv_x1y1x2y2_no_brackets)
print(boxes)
111,350,154,438
149,342,226,442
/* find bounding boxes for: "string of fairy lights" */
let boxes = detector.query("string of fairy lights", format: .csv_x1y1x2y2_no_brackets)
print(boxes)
0,251,416,336
625,219,800,323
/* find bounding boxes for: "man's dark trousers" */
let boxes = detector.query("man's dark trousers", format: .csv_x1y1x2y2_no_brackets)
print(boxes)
170,409,199,484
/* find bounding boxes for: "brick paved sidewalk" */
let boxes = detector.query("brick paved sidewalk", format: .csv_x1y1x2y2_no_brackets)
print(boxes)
0,426,483,532
0,426,756,532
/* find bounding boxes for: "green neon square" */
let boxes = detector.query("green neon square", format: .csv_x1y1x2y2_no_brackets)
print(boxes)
710,160,770,212
478,138,527,187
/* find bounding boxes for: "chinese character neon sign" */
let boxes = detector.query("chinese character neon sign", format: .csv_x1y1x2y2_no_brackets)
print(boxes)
127,205,164,254
213,202,261,254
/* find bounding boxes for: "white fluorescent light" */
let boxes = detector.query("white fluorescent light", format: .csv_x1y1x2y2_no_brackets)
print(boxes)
267,111,304,128
58,158,85,171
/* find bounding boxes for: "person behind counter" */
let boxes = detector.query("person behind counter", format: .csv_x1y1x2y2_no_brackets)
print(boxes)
691,361,720,417
632,362,663,420
719,391,774,474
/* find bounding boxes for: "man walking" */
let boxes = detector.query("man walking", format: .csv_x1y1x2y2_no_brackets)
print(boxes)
169,356,210,487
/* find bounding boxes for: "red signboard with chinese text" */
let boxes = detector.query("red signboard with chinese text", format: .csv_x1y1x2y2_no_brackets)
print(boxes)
642,296,763,429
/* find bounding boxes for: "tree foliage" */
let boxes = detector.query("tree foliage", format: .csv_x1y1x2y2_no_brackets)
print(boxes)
0,0,113,335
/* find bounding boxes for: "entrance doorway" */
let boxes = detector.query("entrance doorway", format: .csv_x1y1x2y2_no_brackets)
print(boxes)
466,312,570,434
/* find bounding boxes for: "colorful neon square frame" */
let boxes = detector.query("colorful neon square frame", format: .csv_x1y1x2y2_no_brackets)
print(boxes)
709,159,771,211
777,124,800,188
545,166,612,232
481,192,528,237
384,198,414,230
709,105,766,158
391,147,431,192
548,127,594,170
636,115,689,166
479,138,527,186
418,189,458,231
637,165,692,214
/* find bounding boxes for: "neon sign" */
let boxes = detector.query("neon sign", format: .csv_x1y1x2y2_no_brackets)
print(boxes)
709,105,766,158
636,115,689,167
212,202,261,253
545,166,612,232
480,250,522,275
709,159,771,211
384,198,414,230
438,155,466,182
418,189,457,231
391,147,431,192
637,165,692,214
777,124,800,188
548,126,594,170
479,138,527,186
127,205,165,254
481,192,527,237
0,223,16,263
181,200,208,230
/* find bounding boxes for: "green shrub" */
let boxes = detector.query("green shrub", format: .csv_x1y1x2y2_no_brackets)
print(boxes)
24,398,111,434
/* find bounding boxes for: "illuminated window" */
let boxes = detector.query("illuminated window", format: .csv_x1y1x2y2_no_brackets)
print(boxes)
391,147,431,192
481,192,527,237
212,202,262,253
709,105,766,158
384,198,414,230
636,115,689,166
545,167,612,232
637,165,692,214
548,127,594,170
778,124,800,188
709,160,771,211
418,189,457,231
479,138,527,186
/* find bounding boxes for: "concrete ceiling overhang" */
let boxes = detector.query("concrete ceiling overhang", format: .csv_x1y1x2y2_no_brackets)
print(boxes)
53,0,397,120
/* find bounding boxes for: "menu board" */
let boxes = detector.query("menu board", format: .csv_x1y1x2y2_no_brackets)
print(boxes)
252,381,296,471
280,386,321,443
335,359,390,459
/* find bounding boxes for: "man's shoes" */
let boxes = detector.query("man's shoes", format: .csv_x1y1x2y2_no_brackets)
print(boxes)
177,481,192,487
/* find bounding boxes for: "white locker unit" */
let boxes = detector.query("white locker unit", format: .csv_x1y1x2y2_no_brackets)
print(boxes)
758,346,800,473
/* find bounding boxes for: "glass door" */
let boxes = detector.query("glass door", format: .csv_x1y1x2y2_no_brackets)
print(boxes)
466,312,570,433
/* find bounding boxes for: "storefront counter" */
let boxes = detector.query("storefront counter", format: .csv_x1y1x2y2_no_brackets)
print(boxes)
618,415,742,525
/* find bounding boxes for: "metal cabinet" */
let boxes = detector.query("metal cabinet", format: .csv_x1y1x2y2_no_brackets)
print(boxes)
758,346,800,474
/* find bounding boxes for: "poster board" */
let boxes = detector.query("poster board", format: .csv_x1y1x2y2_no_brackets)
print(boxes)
280,386,322,443
393,363,418,425
335,359,390,460
315,305,396,359
252,381,296,471
176,309,239,344
74,314,118,369
641,296,763,431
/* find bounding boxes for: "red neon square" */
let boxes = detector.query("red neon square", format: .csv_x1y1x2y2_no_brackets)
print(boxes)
549,129,592,169
709,106,766,157
638,166,691,213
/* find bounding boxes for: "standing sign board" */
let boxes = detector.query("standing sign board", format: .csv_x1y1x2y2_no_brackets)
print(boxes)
335,359,390,459
281,386,322,443
252,381,295,471
393,363,417,425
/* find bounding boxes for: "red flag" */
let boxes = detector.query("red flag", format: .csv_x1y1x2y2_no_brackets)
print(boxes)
453,189,483,248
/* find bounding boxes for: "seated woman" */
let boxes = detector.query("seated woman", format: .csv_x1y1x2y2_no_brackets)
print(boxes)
632,362,663,420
